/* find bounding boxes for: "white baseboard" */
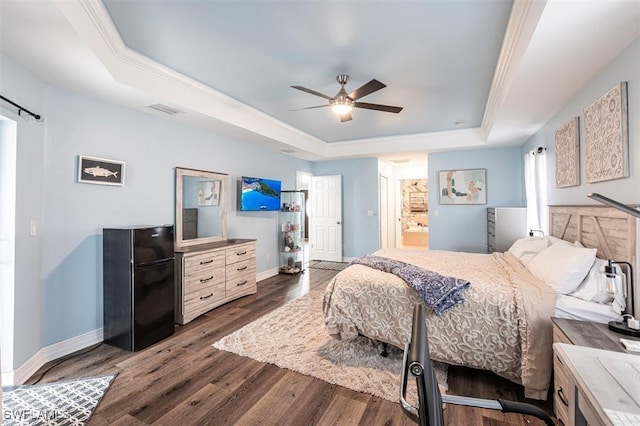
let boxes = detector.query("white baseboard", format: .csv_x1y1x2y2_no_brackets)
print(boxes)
257,267,279,282
2,328,103,386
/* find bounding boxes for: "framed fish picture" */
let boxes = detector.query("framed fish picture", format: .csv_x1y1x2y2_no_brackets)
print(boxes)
77,155,125,186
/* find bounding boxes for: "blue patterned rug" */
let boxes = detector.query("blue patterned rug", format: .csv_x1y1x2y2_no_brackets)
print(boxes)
2,374,116,425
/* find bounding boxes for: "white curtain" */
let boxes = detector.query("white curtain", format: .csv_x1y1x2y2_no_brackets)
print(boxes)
524,148,548,234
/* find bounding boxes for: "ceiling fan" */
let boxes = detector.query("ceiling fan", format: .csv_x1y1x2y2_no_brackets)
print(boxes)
291,74,403,122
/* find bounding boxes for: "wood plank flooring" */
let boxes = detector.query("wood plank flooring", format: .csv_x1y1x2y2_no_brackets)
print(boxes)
27,268,555,425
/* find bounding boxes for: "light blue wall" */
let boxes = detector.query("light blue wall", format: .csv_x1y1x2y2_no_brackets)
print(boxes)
522,37,640,207
1,53,314,368
0,57,46,373
312,158,379,258
428,147,525,252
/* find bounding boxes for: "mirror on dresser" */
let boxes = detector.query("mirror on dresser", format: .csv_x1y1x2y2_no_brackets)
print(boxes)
174,167,257,324
175,167,228,248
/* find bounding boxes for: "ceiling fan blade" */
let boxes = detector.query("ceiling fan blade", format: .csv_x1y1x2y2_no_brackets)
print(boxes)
348,79,386,100
291,85,333,100
354,102,403,114
289,105,329,111
340,112,353,122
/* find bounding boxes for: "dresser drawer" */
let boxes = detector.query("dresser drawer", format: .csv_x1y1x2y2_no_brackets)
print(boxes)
553,352,574,426
226,279,256,298
184,250,225,276
225,264,256,297
226,243,256,265
183,269,225,295
183,283,225,314
226,258,255,281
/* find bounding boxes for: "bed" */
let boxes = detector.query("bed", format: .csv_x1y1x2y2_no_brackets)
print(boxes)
322,206,637,400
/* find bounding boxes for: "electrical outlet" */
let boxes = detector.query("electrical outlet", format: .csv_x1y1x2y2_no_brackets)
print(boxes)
30,220,37,236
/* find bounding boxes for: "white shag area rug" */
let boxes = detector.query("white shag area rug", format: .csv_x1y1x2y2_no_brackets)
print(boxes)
213,283,447,403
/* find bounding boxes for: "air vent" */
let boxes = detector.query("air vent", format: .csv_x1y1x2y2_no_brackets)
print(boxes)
147,104,184,115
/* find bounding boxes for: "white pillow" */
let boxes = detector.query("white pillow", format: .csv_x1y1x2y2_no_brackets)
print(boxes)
527,243,597,294
508,237,551,267
548,236,571,246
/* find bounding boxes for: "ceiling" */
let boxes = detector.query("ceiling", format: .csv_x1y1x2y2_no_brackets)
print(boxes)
1,0,639,162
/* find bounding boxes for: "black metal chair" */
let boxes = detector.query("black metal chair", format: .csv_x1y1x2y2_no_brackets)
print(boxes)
400,304,555,426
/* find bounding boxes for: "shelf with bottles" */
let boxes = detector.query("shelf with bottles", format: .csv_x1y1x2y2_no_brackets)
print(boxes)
278,190,305,274
280,251,304,274
280,200,303,213
282,232,303,252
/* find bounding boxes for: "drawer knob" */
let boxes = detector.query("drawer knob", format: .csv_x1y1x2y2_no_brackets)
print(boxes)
237,266,248,271
200,259,214,265
237,251,247,256
200,293,214,300
200,276,214,283
236,280,248,287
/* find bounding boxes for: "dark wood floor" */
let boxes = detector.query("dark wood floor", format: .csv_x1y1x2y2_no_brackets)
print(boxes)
28,268,555,425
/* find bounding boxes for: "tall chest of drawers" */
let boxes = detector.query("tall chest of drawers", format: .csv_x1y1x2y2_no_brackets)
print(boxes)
486,207,526,253
175,239,256,324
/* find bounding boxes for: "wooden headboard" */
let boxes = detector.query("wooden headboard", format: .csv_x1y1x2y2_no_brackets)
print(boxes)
549,205,637,267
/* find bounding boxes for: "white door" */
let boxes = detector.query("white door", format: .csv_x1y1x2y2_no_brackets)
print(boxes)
379,174,389,249
310,175,342,261
395,178,403,247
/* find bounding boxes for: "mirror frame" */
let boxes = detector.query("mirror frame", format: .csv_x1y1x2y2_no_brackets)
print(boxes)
175,167,228,248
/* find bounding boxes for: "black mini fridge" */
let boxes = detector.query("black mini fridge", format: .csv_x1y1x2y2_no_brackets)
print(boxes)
103,225,175,351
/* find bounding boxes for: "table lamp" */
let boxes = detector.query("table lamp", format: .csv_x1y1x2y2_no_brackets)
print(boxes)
588,193,640,337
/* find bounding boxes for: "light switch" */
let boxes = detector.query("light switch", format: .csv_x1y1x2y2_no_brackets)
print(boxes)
30,220,37,236
367,210,374,216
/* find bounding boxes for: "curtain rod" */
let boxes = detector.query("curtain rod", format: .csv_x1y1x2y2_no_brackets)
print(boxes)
0,95,43,121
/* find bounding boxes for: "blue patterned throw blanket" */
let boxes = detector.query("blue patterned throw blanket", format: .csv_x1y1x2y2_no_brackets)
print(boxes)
349,255,470,316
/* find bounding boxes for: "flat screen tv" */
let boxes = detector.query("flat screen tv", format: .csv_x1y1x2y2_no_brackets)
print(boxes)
239,176,282,211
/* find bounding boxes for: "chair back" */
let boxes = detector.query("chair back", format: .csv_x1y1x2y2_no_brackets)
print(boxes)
400,303,444,426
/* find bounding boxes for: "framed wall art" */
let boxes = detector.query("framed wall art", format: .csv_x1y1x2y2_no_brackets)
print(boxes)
438,169,486,205
583,82,629,183
197,180,221,206
77,155,125,186
555,116,580,188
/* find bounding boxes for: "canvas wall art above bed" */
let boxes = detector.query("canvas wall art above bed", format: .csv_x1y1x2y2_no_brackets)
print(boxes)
322,205,636,401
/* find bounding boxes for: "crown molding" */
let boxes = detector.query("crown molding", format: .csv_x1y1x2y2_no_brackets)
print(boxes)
53,0,541,159
323,128,486,159
54,0,328,153
480,0,547,137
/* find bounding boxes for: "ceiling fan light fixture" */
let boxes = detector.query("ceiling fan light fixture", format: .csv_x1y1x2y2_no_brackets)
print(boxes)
330,98,354,115
291,75,402,122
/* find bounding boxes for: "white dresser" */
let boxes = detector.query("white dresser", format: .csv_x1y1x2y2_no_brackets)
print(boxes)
486,207,527,253
175,239,256,324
